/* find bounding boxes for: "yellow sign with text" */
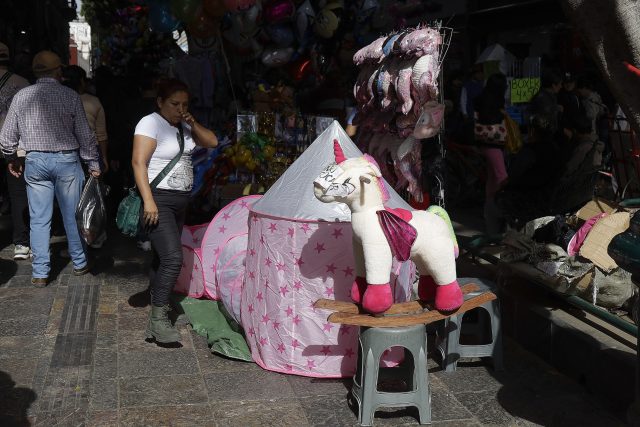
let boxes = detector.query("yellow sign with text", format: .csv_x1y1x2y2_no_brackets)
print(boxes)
510,78,541,103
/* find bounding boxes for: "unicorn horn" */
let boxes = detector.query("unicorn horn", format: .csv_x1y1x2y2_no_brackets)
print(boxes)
334,139,347,163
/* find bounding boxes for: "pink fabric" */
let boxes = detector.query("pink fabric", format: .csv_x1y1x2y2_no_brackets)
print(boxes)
175,246,205,298
567,213,607,256
201,195,262,300
376,210,417,262
241,213,415,377
384,207,413,222
481,147,508,197
175,224,209,298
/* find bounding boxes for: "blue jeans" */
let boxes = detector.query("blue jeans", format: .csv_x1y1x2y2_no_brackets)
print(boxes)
24,151,87,278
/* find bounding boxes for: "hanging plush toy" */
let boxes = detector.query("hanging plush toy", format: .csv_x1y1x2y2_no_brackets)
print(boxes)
313,140,463,314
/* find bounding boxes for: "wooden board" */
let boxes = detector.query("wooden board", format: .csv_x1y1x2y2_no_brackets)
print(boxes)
314,283,481,315
325,292,497,327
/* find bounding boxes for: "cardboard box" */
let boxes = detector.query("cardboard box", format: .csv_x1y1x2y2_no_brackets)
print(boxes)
576,198,617,222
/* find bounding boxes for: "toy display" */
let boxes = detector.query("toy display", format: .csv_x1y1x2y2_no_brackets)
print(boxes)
241,122,415,377
313,140,463,314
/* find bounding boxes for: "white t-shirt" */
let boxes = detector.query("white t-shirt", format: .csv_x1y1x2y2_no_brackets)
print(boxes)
134,112,196,191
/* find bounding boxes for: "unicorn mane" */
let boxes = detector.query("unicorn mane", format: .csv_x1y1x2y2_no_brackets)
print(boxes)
363,154,390,203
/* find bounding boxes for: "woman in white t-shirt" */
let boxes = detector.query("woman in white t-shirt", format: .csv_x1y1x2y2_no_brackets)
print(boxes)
132,78,217,344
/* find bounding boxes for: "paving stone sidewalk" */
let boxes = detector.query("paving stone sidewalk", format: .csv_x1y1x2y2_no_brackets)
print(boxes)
0,221,627,426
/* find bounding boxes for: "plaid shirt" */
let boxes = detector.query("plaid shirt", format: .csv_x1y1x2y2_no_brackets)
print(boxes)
0,78,100,171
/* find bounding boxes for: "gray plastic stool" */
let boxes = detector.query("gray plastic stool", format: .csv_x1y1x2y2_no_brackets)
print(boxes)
351,324,431,426
435,278,503,372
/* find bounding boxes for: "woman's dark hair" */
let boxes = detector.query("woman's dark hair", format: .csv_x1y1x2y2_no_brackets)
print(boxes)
156,78,189,101
474,73,507,124
63,65,86,93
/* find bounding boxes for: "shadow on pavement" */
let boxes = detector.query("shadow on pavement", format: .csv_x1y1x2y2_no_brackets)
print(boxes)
0,370,36,427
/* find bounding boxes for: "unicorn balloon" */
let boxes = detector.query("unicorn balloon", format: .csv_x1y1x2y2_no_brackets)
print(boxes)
313,140,463,314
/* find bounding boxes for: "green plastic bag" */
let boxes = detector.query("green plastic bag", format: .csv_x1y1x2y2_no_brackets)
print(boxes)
115,188,142,236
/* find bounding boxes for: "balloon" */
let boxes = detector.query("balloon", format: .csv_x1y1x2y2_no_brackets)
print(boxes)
266,24,294,47
263,0,295,25
261,47,294,67
148,0,181,33
203,0,226,18
223,0,256,12
170,0,200,23
188,6,218,38
313,3,342,39
294,0,315,40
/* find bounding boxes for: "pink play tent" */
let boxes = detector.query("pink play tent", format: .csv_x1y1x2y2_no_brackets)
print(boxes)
241,121,415,378
175,223,209,298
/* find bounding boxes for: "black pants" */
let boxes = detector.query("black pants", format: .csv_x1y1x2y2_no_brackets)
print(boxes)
6,163,30,246
146,189,190,306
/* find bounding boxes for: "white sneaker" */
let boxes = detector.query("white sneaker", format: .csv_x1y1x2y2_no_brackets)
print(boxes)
14,245,31,260
137,240,152,252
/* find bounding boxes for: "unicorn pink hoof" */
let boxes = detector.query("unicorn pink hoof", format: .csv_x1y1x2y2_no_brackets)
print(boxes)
362,283,393,314
435,281,463,312
350,276,367,304
417,275,437,301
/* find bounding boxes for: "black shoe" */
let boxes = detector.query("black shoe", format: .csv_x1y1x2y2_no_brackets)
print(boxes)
73,259,94,276
31,277,48,288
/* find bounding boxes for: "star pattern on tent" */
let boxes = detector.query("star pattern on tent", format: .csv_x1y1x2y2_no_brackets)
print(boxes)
306,359,316,370
248,271,255,279
213,247,220,255
259,336,268,346
261,314,270,324
248,304,254,313
240,200,249,208
325,287,334,297
344,348,355,358
252,215,259,223
218,225,227,233
248,327,255,336
295,257,305,267
315,243,325,254
249,248,256,257
285,306,294,317
340,326,351,335
287,228,295,237
277,343,286,353
320,346,332,356
300,223,311,233
279,286,289,296
222,213,231,220
293,281,303,291
292,315,301,325
256,292,263,302
342,266,354,277
268,223,277,232
272,321,280,330
285,364,293,371
265,258,272,267
332,228,343,239
276,262,286,271
323,322,334,332
326,263,337,273
291,339,300,349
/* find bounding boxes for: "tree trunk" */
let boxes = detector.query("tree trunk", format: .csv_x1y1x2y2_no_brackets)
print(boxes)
561,0,640,133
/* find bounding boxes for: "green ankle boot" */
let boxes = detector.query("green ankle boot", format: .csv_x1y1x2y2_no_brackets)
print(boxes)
146,305,181,343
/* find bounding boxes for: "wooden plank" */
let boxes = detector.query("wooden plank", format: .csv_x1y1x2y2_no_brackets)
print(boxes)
326,292,497,327
314,283,482,315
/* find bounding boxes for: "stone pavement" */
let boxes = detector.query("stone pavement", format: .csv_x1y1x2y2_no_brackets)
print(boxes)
0,219,627,426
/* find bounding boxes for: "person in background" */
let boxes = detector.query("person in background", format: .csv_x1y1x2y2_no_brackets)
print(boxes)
132,78,217,344
460,66,484,119
529,70,563,136
0,42,30,260
64,65,110,249
576,76,607,140
473,72,508,234
557,72,581,138
564,113,604,176
0,51,101,287
63,65,109,173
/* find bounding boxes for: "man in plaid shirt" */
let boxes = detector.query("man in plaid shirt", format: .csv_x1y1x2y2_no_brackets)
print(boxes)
0,51,101,287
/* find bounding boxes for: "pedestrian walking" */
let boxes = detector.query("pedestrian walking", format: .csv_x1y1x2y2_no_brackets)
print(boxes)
0,41,30,260
132,78,217,343
0,50,101,287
